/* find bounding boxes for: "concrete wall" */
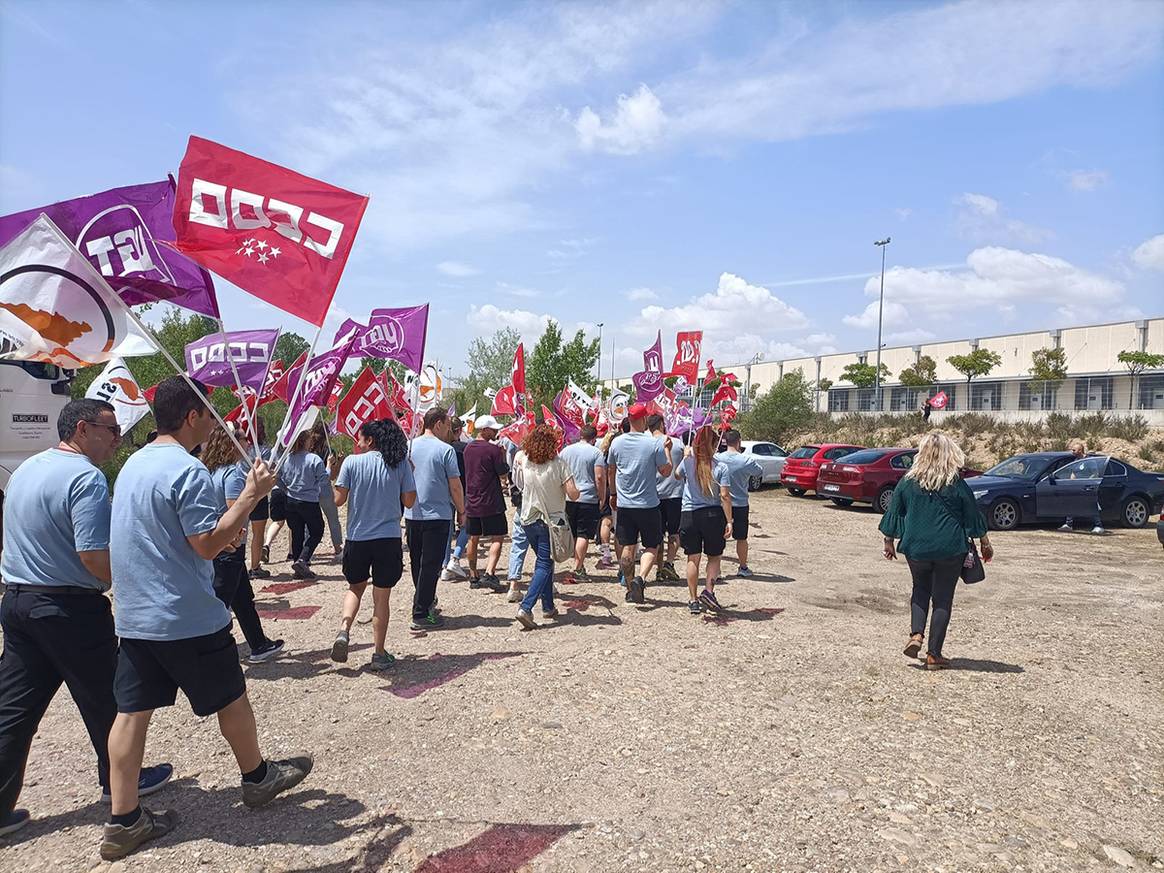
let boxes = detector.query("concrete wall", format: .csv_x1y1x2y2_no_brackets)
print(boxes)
979,330,1055,379
1061,322,1142,374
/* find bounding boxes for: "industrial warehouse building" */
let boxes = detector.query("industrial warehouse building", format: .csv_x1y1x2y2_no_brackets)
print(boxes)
748,317,1164,416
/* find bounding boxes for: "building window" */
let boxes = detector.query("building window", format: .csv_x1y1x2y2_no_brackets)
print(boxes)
1139,374,1164,410
828,388,850,412
1074,376,1114,411
890,387,920,411
969,381,1003,411
1019,381,1059,410
856,388,877,411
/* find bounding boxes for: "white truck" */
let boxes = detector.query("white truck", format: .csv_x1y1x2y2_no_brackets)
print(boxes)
1,360,72,548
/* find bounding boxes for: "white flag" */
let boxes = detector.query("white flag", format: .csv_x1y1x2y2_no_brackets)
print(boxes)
0,214,155,367
567,379,594,412
84,358,150,434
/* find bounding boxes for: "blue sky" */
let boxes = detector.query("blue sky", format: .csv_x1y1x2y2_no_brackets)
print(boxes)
2,0,1162,380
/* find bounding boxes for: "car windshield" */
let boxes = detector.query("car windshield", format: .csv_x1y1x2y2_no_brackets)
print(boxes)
790,446,819,459
983,455,1055,481
833,450,888,465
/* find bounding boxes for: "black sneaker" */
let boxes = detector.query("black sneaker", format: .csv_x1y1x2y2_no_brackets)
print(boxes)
101,763,174,803
249,566,271,579
247,639,284,664
631,576,646,604
468,577,486,589
699,589,722,613
291,561,316,580
688,600,702,615
482,573,504,590
0,809,30,837
329,631,349,663
262,545,270,564
100,806,176,860
241,755,314,808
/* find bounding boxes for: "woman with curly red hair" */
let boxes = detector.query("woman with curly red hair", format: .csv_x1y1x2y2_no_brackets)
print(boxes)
512,425,579,629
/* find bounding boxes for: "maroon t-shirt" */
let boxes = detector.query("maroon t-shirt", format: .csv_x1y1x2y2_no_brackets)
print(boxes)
463,439,509,518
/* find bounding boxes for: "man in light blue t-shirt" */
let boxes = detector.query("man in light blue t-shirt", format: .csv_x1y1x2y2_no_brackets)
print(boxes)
605,403,673,603
715,429,765,577
649,414,685,583
102,377,311,861
559,425,607,580
0,399,172,838
404,408,466,632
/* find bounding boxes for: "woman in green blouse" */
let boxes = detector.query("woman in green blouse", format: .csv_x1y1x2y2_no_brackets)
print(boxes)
879,432,993,669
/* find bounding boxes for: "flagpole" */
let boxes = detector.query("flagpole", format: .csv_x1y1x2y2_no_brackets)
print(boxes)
119,305,251,460
270,320,326,470
214,316,260,457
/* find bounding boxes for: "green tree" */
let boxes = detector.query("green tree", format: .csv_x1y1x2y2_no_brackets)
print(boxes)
840,362,890,389
898,355,937,388
525,322,600,410
1117,350,1164,408
447,327,521,415
947,349,1002,394
736,370,814,444
274,331,309,365
1027,347,1068,408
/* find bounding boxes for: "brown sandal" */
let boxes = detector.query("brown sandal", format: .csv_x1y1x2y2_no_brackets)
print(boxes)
903,635,923,659
925,654,951,670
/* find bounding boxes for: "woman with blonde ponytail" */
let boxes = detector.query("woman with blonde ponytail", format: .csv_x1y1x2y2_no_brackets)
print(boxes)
675,426,732,615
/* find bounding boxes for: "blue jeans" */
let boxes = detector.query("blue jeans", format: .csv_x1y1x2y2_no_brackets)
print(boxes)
520,520,554,613
444,523,470,564
507,516,529,581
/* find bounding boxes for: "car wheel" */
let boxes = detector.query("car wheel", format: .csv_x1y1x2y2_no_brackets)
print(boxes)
788,487,805,497
989,497,1019,531
1121,495,1150,529
875,486,894,515
747,475,762,492
830,497,853,507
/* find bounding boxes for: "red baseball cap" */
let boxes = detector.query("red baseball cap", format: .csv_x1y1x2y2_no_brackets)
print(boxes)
628,402,649,419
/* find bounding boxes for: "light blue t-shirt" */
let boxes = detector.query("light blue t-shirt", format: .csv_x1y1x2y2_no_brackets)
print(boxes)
607,431,668,509
210,463,248,547
656,436,685,501
559,441,606,504
677,455,731,511
0,448,111,591
278,451,329,501
404,435,461,521
111,443,231,641
336,451,417,540
714,451,764,507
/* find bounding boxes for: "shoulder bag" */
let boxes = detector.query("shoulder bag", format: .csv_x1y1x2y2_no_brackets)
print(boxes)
935,489,986,584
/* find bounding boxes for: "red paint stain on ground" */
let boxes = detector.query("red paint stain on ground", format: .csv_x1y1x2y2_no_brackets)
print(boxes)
386,652,522,700
415,823,574,872
260,581,316,595
561,598,591,611
256,605,321,620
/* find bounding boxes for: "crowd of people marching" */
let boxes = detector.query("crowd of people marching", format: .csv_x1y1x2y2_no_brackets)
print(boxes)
0,378,996,860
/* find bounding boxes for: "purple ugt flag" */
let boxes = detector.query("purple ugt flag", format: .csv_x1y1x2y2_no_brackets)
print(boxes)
551,391,581,445
334,304,428,373
281,333,357,448
643,330,663,374
185,329,280,391
0,180,219,318
632,370,664,402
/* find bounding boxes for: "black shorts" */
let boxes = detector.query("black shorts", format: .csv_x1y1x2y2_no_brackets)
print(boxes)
249,496,270,522
342,537,404,588
115,625,246,718
599,499,612,519
616,506,664,549
467,513,508,537
731,505,749,540
269,489,287,522
566,501,600,540
680,507,728,557
658,497,682,536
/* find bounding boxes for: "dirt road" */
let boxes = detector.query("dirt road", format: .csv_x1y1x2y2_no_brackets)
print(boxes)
4,489,1161,872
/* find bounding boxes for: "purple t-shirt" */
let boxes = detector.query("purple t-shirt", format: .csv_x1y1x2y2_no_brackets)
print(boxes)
464,440,509,518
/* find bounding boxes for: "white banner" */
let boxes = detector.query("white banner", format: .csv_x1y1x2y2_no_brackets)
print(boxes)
84,357,150,434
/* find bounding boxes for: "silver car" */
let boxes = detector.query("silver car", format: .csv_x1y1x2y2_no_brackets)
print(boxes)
739,440,788,491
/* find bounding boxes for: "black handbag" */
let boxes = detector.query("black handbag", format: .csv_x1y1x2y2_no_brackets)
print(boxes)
936,490,986,585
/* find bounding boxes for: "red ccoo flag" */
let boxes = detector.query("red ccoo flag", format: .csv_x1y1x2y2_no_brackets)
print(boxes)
336,367,393,437
170,136,369,326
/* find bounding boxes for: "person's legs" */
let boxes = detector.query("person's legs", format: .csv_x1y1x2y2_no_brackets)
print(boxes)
467,533,480,578
230,573,272,652
319,485,343,552
371,586,391,654
0,592,63,819
299,502,325,563
705,555,723,592
485,538,503,577
573,536,588,572
507,517,528,581
249,519,267,570
667,533,680,567
412,521,449,620
215,693,262,775
340,582,367,633
926,556,963,658
906,557,935,639
736,537,748,568
107,711,153,816
285,501,306,562
685,553,703,601
520,523,553,612
264,519,285,550
638,546,658,581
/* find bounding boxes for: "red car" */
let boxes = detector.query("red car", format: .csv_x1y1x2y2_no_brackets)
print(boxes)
817,448,982,513
779,443,864,496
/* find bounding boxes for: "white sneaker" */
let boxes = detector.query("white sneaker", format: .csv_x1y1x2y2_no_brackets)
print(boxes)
1091,525,1105,535
439,569,454,582
507,584,522,603
444,561,468,580
1058,523,1072,532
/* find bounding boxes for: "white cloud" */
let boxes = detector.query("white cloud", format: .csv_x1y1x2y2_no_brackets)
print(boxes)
467,304,556,337
846,246,1127,324
894,208,912,222
546,237,597,259
955,192,1052,244
627,287,659,301
436,260,480,277
496,281,541,299
575,84,667,155
1066,169,1109,191
842,300,911,330
1131,233,1164,271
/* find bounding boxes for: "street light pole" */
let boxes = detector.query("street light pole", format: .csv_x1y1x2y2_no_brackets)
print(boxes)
874,237,891,411
595,322,604,384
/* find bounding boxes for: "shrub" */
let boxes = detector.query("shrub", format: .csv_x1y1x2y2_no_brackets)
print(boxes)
1045,411,1074,442
945,413,996,436
1106,415,1149,443
1074,412,1110,440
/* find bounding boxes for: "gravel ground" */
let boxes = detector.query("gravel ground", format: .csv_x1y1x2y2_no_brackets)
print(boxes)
3,489,1161,873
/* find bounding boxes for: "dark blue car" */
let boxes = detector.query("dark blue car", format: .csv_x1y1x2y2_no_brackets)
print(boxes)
966,452,1164,531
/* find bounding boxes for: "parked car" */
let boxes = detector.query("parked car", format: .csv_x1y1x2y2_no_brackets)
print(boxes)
1157,512,1164,548
779,443,863,496
738,440,788,490
966,452,1164,530
817,447,982,513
